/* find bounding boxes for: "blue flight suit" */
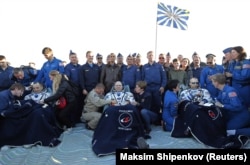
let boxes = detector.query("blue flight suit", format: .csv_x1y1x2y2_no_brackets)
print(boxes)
79,63,100,92
0,66,15,92
11,70,36,87
162,90,178,131
191,66,203,80
228,59,250,108
142,62,167,116
34,57,64,89
200,64,224,98
217,85,250,136
0,90,14,113
64,63,81,86
121,65,141,93
11,70,37,99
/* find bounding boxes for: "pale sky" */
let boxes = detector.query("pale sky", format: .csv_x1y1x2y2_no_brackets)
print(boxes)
0,0,249,68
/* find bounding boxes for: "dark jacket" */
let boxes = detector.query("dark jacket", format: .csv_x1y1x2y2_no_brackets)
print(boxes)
100,63,121,93
134,91,152,111
44,77,76,104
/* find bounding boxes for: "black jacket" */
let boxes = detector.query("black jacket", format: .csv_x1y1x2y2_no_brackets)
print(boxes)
44,77,76,104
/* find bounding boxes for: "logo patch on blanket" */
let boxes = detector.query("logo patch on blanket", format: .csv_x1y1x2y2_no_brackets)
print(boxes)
118,110,133,130
207,109,220,120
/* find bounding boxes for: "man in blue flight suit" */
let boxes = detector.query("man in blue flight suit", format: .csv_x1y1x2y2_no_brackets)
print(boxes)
33,47,64,91
142,51,167,124
79,50,101,116
11,67,38,99
200,54,224,98
121,55,141,93
64,50,82,122
79,51,101,95
64,50,81,86
211,73,250,137
0,55,15,92
95,53,105,70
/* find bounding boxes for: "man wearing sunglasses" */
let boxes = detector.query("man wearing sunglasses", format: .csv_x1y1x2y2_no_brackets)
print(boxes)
200,54,224,98
179,77,213,105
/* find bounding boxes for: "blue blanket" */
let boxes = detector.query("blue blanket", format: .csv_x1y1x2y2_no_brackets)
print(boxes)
92,105,145,156
171,100,249,149
0,102,62,147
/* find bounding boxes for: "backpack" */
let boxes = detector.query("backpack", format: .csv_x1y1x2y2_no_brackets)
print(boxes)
67,80,81,96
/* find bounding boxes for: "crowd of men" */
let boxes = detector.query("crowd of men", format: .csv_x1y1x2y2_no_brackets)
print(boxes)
1,46,250,135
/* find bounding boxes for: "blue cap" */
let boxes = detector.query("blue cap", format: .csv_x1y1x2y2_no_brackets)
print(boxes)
206,53,216,58
223,47,232,54
117,53,123,58
96,53,103,58
132,53,137,57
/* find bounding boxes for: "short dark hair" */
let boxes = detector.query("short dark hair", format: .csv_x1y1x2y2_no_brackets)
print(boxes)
0,55,6,61
9,83,25,91
13,67,24,74
167,79,179,91
95,83,105,89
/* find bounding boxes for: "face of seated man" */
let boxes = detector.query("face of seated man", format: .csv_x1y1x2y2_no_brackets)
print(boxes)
189,78,200,89
113,82,123,92
32,83,44,93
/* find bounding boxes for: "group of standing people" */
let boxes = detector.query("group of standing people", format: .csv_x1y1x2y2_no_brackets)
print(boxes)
1,45,250,147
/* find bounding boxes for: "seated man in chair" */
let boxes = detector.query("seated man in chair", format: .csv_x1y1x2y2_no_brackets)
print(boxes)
104,81,135,108
179,77,213,105
92,81,148,156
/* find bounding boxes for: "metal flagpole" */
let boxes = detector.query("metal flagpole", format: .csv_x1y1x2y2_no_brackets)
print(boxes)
155,2,159,61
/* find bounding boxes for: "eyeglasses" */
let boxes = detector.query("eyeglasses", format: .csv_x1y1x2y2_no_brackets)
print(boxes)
191,82,199,84
159,57,165,59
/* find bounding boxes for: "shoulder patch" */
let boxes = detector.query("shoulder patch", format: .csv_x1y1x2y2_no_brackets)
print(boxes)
228,91,237,97
243,64,250,69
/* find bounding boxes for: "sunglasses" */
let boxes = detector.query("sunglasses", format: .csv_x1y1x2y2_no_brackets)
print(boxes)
191,82,199,84
207,62,213,64
97,58,102,59
159,57,165,59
